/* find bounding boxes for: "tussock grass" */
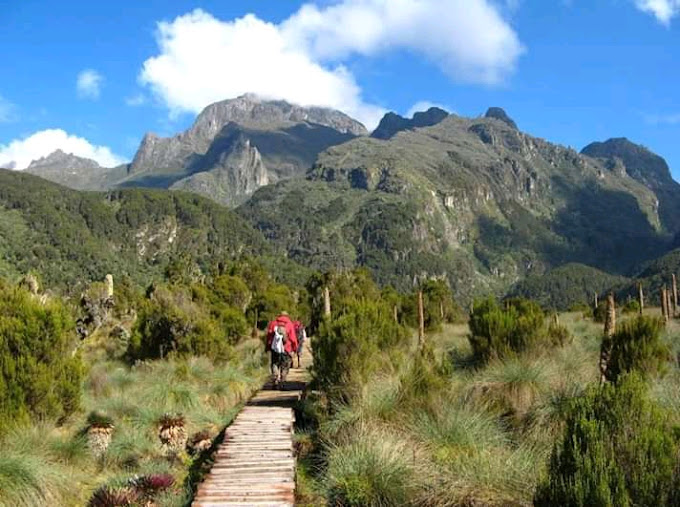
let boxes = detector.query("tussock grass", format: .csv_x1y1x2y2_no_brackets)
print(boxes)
0,338,267,506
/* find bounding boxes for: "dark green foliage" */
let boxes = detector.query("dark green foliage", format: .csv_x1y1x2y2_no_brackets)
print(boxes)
128,285,232,361
591,302,607,323
402,279,464,330
0,280,84,430
312,298,409,397
603,316,670,383
621,299,640,314
535,375,678,506
510,264,628,311
306,268,382,333
0,170,269,294
468,297,550,362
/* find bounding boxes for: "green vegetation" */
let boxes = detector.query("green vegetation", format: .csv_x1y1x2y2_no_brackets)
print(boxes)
535,375,678,506
296,267,680,506
602,315,670,382
0,281,83,431
468,297,568,363
0,169,303,294
509,263,628,311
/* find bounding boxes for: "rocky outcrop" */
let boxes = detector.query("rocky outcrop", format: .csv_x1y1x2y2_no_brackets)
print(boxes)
484,107,518,130
371,107,449,140
581,137,680,232
26,150,128,190
171,133,270,207
129,94,367,175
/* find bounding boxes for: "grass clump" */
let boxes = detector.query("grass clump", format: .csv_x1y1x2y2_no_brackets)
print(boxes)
603,315,670,382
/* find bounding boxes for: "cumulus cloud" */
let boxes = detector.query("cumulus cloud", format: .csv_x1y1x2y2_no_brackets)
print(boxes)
77,69,104,99
139,2,522,129
406,101,451,118
0,129,124,170
634,0,680,24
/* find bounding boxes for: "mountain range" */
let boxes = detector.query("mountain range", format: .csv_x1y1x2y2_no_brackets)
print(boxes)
10,94,680,306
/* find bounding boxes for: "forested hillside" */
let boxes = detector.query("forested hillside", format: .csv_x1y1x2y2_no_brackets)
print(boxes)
0,170,306,293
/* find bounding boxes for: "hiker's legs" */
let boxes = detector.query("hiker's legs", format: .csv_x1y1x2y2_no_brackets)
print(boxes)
270,352,281,384
280,354,292,383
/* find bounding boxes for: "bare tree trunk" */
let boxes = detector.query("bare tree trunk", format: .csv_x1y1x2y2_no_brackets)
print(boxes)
105,274,114,299
418,290,425,348
662,286,669,323
668,287,673,321
440,301,444,320
594,292,599,310
600,293,616,384
673,274,678,316
323,286,331,319
393,305,399,323
638,282,644,315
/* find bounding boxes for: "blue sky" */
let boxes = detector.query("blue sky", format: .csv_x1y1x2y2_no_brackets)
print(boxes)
1,0,680,178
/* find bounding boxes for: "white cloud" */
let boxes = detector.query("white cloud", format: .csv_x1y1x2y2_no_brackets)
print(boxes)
406,101,451,118
125,93,147,106
634,0,680,24
77,69,104,99
0,95,17,123
0,129,125,170
644,112,680,125
139,2,522,129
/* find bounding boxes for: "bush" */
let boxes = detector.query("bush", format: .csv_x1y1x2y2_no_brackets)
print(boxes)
128,285,231,361
468,297,548,363
312,299,409,397
622,299,640,315
603,315,670,383
535,375,678,506
0,281,83,430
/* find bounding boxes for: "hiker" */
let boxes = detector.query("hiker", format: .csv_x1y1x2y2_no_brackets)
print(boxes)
294,320,307,368
265,312,298,388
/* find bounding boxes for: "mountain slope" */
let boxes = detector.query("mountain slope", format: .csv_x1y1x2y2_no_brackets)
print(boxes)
581,137,680,233
0,169,275,292
239,113,675,302
24,150,128,190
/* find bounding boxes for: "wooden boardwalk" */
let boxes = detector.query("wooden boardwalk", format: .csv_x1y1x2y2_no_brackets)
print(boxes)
193,350,310,507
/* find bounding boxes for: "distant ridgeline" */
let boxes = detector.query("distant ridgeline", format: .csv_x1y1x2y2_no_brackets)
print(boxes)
0,169,306,294
12,96,680,307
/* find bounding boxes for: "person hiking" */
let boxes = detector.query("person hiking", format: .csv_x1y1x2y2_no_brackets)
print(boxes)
265,311,298,388
294,320,307,368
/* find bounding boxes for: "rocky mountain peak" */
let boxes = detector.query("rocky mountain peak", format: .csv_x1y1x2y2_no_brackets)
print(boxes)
128,95,367,175
484,107,518,130
28,149,101,170
371,107,449,140
581,137,673,185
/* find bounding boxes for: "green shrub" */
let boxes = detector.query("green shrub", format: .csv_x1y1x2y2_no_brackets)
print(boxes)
621,299,640,315
128,285,231,361
591,302,607,323
468,297,548,363
0,282,83,429
312,299,409,397
535,375,678,506
603,315,670,383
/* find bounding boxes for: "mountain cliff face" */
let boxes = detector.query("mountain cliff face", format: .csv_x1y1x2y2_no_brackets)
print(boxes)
240,112,676,302
581,137,680,232
121,95,367,204
25,150,128,190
